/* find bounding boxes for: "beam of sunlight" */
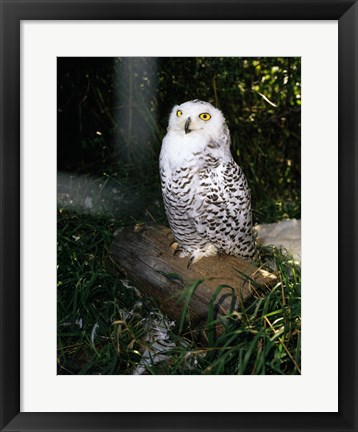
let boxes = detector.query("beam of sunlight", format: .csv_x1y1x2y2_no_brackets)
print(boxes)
113,57,159,164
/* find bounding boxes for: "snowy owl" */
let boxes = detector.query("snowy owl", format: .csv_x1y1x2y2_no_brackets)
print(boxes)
159,100,256,266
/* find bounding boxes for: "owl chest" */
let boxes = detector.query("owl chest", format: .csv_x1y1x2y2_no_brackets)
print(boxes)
163,166,227,211
163,169,198,203
161,132,208,171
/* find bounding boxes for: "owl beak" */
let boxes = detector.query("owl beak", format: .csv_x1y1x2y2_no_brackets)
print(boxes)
184,117,191,134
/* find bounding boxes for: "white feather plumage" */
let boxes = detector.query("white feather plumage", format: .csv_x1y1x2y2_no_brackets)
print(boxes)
160,100,256,265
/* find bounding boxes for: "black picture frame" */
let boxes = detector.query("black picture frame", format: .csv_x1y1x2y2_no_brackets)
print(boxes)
0,1,357,431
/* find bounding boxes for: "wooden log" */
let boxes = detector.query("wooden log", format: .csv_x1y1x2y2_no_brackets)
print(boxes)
108,224,276,328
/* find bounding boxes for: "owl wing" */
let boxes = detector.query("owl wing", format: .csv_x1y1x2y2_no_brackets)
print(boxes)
190,157,255,258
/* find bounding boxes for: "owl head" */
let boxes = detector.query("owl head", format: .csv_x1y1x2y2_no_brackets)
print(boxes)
167,100,226,138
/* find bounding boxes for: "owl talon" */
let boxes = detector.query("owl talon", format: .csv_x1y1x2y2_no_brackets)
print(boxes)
170,241,179,250
173,245,189,258
186,245,218,268
218,250,225,259
187,256,194,269
173,247,181,256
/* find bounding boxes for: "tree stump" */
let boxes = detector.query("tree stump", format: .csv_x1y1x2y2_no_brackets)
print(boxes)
108,224,277,329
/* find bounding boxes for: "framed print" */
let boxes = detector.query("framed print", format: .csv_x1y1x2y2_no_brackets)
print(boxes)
0,1,357,431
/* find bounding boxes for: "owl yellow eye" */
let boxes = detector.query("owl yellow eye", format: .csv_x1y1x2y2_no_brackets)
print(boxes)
199,113,211,121
176,110,183,117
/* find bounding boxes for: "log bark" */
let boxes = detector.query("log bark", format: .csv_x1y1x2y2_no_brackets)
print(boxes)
108,224,276,327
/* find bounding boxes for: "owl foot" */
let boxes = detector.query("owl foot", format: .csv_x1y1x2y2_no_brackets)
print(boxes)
169,241,179,250
170,242,188,258
187,244,218,268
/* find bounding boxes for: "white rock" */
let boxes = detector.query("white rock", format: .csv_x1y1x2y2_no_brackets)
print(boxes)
254,219,301,261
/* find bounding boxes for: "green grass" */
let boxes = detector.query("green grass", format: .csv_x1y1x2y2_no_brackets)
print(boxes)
57,208,301,375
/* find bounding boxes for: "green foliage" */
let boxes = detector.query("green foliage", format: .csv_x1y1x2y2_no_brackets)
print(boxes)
57,209,300,375
57,210,162,374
